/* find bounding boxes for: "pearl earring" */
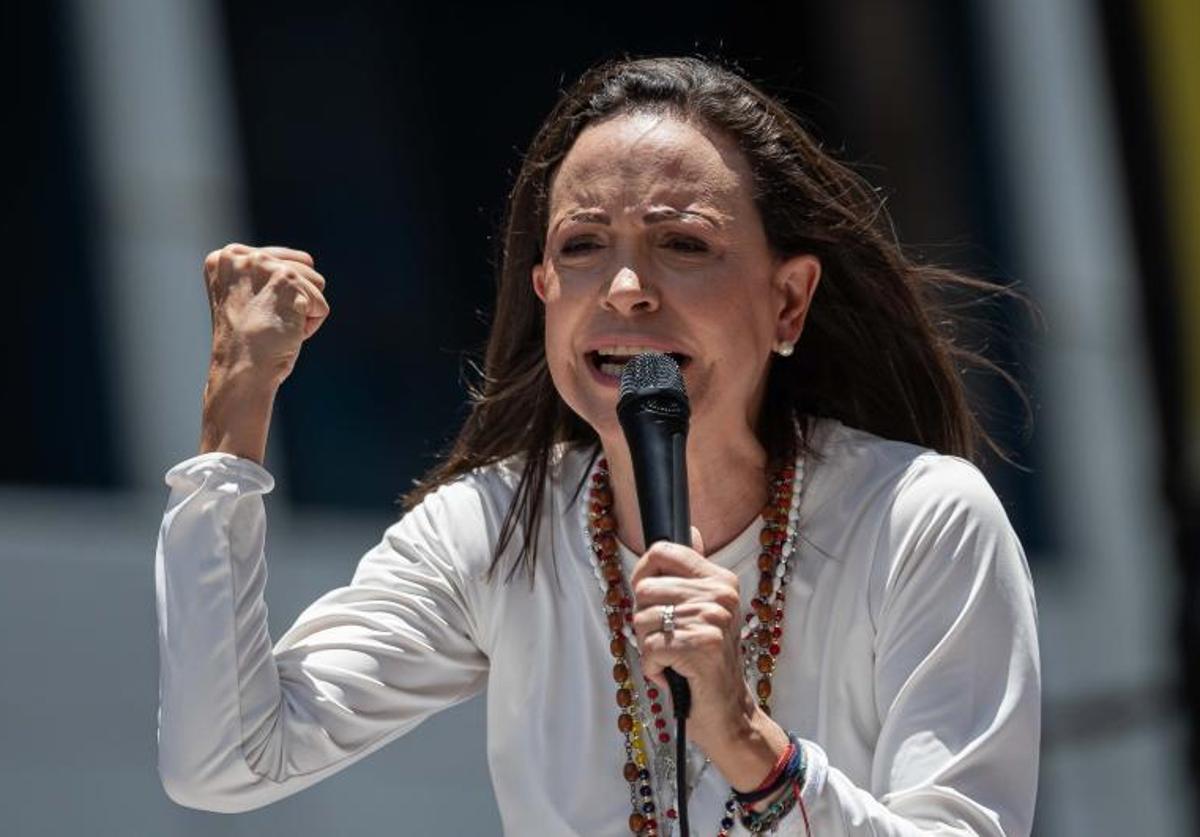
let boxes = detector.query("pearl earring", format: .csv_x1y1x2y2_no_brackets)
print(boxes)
774,340,795,357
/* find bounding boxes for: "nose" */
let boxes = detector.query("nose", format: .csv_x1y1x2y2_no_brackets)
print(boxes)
602,265,659,316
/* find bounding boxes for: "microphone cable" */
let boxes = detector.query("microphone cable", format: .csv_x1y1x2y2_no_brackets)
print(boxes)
668,673,692,834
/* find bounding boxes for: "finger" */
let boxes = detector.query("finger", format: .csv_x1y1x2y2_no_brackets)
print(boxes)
220,242,314,268
637,633,678,682
645,670,669,692
629,541,711,590
641,656,668,688
260,245,315,267
632,602,689,642
283,274,330,318
632,603,730,650
268,256,327,290
250,253,326,291
204,244,252,278
254,258,329,312
634,589,740,641
691,526,705,555
302,312,328,340
631,576,711,608
264,270,329,322
638,628,718,681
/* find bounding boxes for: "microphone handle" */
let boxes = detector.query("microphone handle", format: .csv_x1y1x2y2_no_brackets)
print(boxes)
623,414,693,720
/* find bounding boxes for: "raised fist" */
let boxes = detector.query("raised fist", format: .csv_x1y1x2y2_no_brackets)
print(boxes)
202,243,330,387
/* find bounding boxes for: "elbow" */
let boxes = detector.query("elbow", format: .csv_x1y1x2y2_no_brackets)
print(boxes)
158,757,273,814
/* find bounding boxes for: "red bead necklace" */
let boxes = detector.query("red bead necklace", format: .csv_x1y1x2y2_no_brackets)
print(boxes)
584,442,805,837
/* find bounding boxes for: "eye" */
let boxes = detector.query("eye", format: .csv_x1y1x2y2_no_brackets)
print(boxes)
664,236,709,253
561,237,603,256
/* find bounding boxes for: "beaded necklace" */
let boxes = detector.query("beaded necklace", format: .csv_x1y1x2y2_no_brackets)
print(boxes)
581,434,805,837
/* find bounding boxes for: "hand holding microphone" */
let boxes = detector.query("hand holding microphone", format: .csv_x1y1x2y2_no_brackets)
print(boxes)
618,355,757,818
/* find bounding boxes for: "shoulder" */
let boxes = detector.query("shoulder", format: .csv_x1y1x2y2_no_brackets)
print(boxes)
804,418,1021,587
389,443,597,578
806,417,1008,533
419,442,596,521
803,420,1032,637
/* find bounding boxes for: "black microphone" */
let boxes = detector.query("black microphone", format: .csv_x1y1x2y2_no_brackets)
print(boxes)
617,352,694,829
616,352,692,714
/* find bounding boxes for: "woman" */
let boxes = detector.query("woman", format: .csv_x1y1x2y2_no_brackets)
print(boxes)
156,57,1040,835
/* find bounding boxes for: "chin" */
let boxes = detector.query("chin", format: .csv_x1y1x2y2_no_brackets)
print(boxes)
548,373,615,436
566,397,621,440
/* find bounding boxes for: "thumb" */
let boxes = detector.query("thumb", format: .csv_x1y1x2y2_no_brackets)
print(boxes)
690,525,706,555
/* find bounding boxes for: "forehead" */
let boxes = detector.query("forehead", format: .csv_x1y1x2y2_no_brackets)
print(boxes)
548,112,752,215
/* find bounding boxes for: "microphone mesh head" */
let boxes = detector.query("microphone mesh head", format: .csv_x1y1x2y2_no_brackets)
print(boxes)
618,352,687,402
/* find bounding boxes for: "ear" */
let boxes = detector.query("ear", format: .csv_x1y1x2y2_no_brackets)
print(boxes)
531,262,549,303
773,254,821,345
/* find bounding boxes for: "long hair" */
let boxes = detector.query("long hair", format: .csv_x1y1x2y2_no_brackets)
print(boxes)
404,56,1033,582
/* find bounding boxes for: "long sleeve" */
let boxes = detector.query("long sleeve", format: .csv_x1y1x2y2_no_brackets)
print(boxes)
155,453,490,813
771,455,1041,836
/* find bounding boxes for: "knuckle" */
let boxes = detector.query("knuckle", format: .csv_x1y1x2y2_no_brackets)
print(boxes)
646,541,671,559
699,629,723,650
714,587,740,612
706,605,733,629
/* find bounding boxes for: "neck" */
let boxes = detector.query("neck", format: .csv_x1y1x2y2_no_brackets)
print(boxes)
600,422,770,556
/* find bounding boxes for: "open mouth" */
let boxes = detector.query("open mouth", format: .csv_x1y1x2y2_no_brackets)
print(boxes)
586,348,691,379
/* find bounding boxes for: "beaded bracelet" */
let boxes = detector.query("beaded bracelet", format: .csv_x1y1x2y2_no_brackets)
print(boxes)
733,738,801,806
739,782,801,833
737,735,808,834
758,739,795,791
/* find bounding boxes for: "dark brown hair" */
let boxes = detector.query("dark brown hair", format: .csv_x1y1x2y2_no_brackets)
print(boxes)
405,56,1033,582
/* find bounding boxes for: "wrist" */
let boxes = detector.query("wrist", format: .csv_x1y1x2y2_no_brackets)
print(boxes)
706,703,790,794
200,362,278,463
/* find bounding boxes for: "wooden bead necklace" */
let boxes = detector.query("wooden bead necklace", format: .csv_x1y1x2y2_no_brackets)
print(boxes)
582,435,805,837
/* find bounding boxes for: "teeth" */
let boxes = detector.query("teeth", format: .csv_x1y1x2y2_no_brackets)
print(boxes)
598,345,672,358
594,346,686,379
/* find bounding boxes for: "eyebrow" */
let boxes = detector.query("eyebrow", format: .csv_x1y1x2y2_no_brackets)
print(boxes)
556,207,724,230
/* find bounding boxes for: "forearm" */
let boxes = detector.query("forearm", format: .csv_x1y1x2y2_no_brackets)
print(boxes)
198,361,279,464
706,704,791,795
156,453,293,811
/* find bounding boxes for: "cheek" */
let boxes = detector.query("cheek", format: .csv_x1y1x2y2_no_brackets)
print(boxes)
541,298,571,353
540,300,582,398
692,293,774,356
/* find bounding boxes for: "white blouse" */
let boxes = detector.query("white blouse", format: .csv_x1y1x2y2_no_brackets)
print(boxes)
155,416,1040,836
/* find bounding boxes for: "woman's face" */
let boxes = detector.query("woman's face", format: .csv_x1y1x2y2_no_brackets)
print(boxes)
532,112,820,443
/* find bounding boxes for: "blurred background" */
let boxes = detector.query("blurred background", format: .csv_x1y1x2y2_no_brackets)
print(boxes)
4,0,1198,834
